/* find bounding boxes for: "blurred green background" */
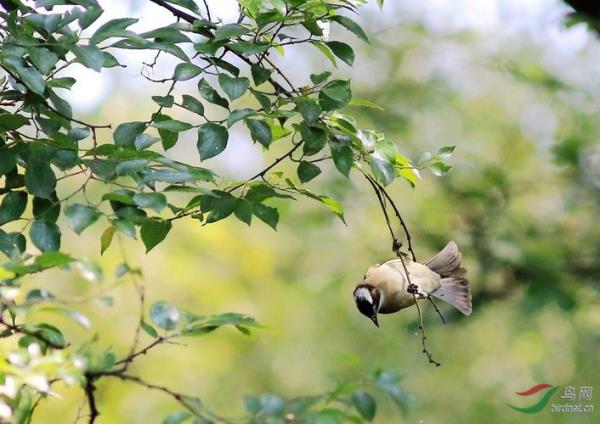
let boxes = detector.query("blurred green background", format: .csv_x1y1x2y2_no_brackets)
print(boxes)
13,0,600,422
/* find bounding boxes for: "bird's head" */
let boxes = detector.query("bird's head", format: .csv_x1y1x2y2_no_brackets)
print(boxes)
353,283,381,327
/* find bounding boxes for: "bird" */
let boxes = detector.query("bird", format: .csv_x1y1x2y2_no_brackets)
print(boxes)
353,241,472,327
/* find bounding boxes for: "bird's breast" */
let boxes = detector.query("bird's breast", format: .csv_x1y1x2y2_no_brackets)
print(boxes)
374,264,416,314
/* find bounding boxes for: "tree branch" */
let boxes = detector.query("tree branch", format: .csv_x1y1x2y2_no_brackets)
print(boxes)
83,375,99,424
0,314,66,350
362,172,440,366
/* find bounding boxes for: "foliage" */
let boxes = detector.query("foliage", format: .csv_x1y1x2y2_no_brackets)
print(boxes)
0,0,444,422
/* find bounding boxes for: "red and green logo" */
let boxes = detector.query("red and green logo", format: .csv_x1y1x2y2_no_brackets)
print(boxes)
507,384,560,414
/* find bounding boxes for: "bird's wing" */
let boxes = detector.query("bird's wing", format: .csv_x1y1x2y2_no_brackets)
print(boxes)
383,260,441,294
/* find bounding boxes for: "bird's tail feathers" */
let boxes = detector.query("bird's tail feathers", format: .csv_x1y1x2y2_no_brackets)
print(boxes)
431,276,472,316
426,241,472,315
424,241,461,277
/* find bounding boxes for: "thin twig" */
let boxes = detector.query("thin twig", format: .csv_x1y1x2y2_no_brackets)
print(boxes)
367,176,416,261
427,295,446,324
0,314,66,350
114,335,175,367
362,172,440,366
103,373,234,423
364,173,396,243
401,256,441,367
226,141,303,193
202,0,211,21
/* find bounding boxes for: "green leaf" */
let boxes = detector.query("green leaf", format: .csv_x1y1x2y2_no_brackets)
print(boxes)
251,65,271,85
200,191,237,223
152,95,174,107
297,161,321,183
140,219,172,252
234,199,253,226
11,62,46,95
214,23,250,41
133,193,167,212
162,411,192,424
25,162,56,199
150,300,180,330
0,114,28,131
252,90,272,112
330,15,369,42
48,77,76,89
26,288,55,302
194,40,224,56
32,195,60,223
0,148,17,174
0,230,26,257
227,108,255,127
135,133,160,150
116,159,149,176
252,203,279,230
229,41,270,55
181,95,204,115
100,226,116,255
42,306,91,329
300,122,328,156
310,71,332,85
303,20,324,36
84,159,117,181
91,18,138,44
325,41,354,66
153,119,192,132
27,47,59,74
65,204,101,234
429,161,452,176
245,119,272,147
370,155,395,186
198,78,229,109
285,179,346,223
114,121,146,148
245,183,294,202
30,220,61,252
373,371,410,414
438,145,456,157
218,74,250,101
34,251,71,269
197,123,229,160
173,62,203,81
71,45,106,72
320,80,352,111
164,0,200,12
330,142,353,177
0,191,27,225
76,259,103,283
141,319,158,338
311,41,337,67
153,114,179,150
319,195,345,223
69,127,91,141
296,99,322,123
351,391,376,421
244,395,261,415
113,218,137,238
349,98,384,110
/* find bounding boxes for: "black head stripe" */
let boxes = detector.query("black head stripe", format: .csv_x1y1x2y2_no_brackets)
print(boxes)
356,296,374,317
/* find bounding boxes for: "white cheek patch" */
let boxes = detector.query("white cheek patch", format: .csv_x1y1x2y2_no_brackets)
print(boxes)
355,287,373,303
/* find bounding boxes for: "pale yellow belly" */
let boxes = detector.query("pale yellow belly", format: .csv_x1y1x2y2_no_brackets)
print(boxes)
376,261,441,314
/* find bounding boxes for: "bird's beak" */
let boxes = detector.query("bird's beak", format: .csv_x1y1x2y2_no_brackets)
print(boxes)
370,314,379,327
